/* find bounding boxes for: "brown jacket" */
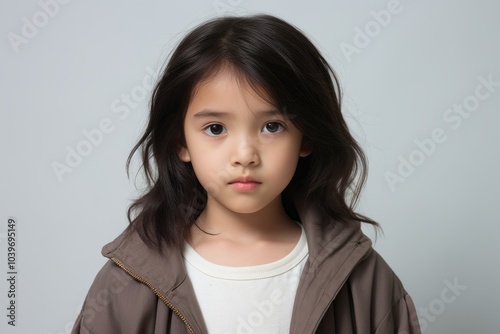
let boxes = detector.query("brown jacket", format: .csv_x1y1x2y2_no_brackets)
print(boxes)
72,196,421,333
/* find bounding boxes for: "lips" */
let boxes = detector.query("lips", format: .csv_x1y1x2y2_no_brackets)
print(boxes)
228,177,261,191
228,176,261,184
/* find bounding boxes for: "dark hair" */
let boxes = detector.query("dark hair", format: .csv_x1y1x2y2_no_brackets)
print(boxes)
125,14,379,251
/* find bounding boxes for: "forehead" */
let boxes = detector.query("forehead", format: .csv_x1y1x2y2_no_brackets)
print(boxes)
186,67,277,117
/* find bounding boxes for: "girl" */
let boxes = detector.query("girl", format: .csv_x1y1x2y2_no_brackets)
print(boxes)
72,14,421,334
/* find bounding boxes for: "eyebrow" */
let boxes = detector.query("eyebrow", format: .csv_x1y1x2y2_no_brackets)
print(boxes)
193,109,282,119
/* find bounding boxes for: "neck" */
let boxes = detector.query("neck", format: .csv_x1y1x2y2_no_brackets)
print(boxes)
193,195,296,243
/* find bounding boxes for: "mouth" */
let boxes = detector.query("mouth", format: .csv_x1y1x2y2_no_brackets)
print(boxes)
228,176,261,191
228,177,261,184
228,181,261,191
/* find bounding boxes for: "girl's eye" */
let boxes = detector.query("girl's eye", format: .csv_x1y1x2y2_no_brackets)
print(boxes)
263,122,285,134
203,122,285,136
204,124,227,136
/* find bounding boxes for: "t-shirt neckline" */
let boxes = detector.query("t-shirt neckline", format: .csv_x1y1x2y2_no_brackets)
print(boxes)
182,221,308,280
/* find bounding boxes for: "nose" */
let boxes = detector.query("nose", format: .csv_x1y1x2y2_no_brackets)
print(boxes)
230,136,261,167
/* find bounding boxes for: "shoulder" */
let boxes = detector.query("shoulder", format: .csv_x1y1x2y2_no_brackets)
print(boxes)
346,249,421,333
350,248,407,298
73,260,158,333
83,259,147,303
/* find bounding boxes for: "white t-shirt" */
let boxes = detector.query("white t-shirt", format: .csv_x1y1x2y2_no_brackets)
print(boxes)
183,223,309,334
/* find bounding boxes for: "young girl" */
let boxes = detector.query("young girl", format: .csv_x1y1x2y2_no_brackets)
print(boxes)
72,14,421,334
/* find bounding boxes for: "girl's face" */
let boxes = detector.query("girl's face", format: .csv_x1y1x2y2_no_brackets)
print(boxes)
178,67,311,216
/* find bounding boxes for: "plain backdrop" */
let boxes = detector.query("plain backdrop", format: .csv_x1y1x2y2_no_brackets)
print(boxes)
1,0,499,333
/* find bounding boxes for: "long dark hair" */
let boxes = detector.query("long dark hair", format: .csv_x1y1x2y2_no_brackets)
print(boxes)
125,14,379,251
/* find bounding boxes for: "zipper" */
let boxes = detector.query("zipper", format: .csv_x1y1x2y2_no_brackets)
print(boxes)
111,257,195,334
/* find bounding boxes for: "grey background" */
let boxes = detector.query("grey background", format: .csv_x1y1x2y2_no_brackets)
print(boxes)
1,0,499,333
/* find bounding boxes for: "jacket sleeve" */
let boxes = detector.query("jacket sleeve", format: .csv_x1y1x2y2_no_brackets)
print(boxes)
374,290,421,334
362,250,421,334
71,312,88,334
340,249,422,334
71,260,158,334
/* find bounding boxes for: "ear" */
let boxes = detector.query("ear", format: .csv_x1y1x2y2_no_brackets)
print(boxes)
177,146,191,162
299,141,312,157
299,149,312,158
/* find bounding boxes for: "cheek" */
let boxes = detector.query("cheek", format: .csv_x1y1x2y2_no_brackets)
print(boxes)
265,141,301,175
190,159,216,195
189,150,230,196
190,152,214,180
